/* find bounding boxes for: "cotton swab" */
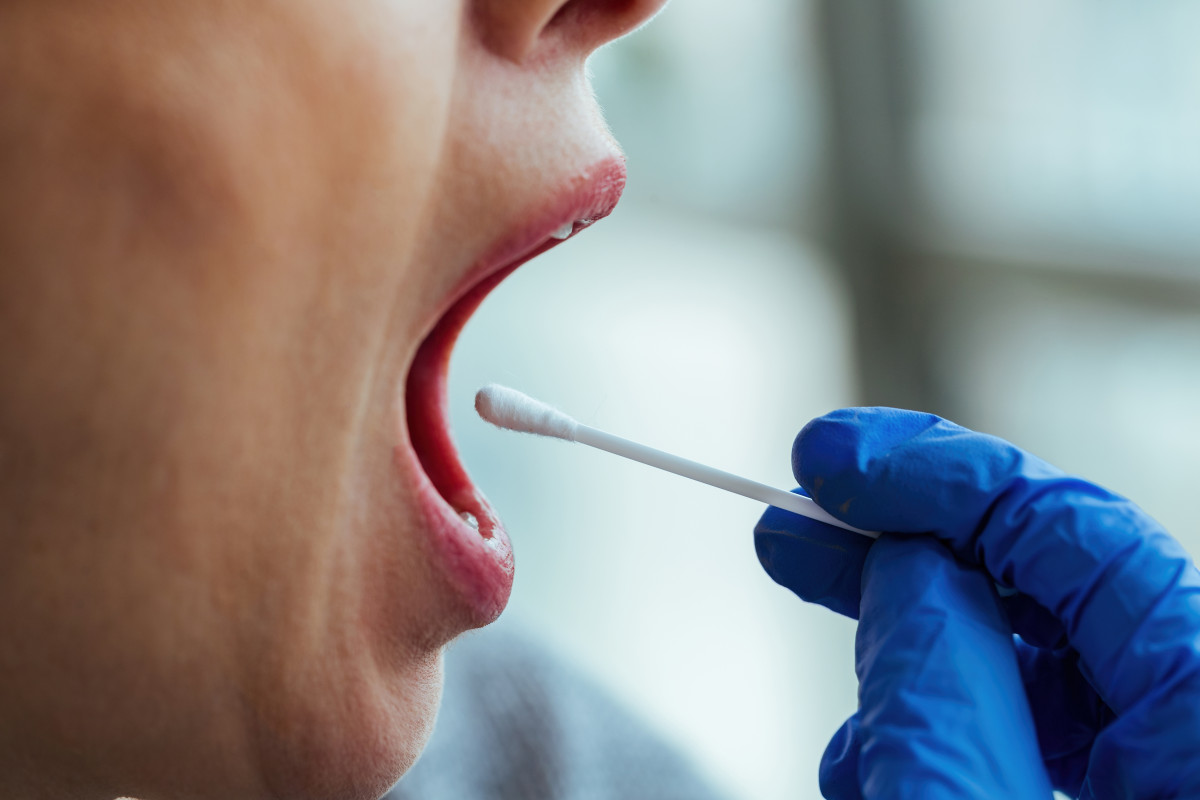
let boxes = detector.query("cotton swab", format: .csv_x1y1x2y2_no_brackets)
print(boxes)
474,384,879,538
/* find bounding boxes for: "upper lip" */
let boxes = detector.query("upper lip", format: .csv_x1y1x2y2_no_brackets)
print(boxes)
429,157,628,332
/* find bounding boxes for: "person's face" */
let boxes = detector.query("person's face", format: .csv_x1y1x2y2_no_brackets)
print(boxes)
0,1,665,797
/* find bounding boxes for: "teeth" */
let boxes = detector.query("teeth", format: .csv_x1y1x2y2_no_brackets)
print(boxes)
459,511,479,530
550,221,575,240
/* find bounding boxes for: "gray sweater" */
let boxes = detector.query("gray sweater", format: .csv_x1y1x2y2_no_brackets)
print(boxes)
386,625,731,800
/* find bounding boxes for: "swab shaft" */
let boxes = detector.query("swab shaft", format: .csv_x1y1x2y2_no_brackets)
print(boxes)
574,425,879,538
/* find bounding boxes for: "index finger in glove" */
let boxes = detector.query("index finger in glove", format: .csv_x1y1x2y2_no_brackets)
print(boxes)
792,408,1200,718
754,489,873,619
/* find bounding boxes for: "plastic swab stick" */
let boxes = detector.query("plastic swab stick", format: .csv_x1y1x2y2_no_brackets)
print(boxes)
475,384,879,538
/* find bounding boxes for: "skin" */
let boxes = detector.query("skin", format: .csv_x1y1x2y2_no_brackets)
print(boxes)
0,0,666,798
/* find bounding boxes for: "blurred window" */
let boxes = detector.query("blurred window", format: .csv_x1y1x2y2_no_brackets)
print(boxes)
903,2,1200,277
821,0,1200,539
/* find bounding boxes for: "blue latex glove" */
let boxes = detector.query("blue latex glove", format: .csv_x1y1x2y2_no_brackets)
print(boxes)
754,408,1200,800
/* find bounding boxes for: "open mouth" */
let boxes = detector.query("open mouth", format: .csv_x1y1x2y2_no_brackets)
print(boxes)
398,158,626,623
403,235,568,541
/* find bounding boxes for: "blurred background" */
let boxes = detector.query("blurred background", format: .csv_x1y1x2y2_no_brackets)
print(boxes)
447,2,1200,798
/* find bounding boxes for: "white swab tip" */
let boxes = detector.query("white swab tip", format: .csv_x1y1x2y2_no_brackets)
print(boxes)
475,384,579,441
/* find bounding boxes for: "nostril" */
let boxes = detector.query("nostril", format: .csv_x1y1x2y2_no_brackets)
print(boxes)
473,0,666,64
547,0,619,28
472,0,563,63
549,0,668,48
545,0,578,30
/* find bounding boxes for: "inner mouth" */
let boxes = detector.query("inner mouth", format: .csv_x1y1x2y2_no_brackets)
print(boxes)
404,236,571,537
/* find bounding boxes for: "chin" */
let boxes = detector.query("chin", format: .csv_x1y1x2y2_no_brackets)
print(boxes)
249,646,444,800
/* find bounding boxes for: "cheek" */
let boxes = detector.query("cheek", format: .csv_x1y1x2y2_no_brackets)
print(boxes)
233,0,469,788
299,0,462,237
0,1,466,796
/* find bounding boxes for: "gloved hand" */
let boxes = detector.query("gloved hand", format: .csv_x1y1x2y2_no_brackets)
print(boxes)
754,408,1200,800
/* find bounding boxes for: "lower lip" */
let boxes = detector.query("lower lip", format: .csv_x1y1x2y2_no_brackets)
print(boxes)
401,266,522,628
399,157,627,629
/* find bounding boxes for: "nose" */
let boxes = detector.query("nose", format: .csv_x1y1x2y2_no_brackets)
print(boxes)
473,0,670,64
